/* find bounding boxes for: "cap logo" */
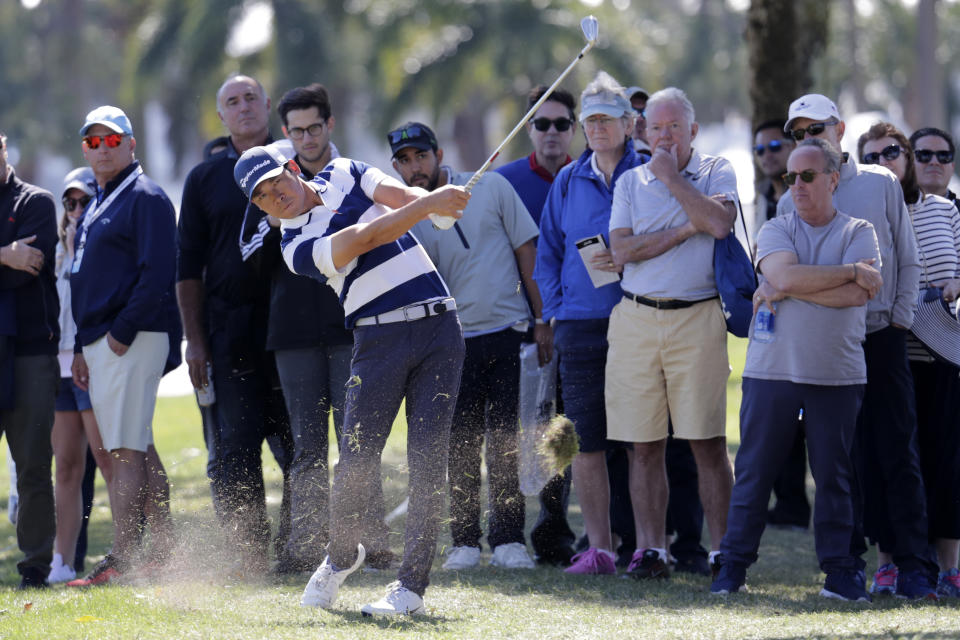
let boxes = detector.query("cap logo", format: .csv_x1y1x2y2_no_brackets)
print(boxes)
239,159,272,189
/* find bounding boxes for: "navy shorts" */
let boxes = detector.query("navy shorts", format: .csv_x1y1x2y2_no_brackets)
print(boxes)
55,376,93,412
555,318,626,453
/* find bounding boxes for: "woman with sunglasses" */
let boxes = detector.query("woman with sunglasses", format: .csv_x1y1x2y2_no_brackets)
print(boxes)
47,168,113,583
535,71,643,575
859,122,960,598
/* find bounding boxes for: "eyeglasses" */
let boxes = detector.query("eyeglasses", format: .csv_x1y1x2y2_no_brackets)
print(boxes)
754,140,786,156
862,144,903,165
62,195,91,211
287,122,325,140
783,169,827,185
634,108,646,119
388,125,429,145
789,121,836,141
83,133,125,149
531,117,574,132
914,149,955,164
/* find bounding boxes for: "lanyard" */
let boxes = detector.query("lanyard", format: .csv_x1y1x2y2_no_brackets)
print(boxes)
76,166,143,251
72,166,142,273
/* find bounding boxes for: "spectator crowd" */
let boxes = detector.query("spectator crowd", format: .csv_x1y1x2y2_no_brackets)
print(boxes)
2,69,959,616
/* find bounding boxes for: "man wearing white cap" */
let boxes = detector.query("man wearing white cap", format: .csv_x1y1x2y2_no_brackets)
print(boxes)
67,105,181,586
0,130,59,589
775,94,936,599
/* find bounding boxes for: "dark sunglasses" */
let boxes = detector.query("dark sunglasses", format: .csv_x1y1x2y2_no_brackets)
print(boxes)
754,140,785,156
287,122,325,140
862,144,903,165
783,169,826,185
62,195,91,211
789,121,836,141
83,133,125,149
388,125,427,145
531,117,574,132
914,149,955,164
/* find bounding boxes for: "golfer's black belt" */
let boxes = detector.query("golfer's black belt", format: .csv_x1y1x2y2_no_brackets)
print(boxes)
622,291,718,310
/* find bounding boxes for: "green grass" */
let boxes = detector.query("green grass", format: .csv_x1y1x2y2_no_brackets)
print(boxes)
1,339,958,639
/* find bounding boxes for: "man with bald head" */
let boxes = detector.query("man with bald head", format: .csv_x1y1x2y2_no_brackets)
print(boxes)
713,138,881,600
177,74,294,570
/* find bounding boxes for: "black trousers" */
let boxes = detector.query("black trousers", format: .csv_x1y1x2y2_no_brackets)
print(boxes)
849,326,934,575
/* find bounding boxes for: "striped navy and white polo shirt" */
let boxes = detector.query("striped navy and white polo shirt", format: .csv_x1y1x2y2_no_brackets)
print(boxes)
279,157,449,328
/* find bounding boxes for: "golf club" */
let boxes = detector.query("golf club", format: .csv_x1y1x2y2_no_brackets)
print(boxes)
429,15,599,229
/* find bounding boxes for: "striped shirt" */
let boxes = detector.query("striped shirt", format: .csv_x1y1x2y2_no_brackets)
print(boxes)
907,193,960,361
279,158,449,328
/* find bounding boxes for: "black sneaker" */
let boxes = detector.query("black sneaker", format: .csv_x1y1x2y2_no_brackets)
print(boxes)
17,567,49,590
710,560,747,594
895,569,938,601
674,553,711,577
821,570,871,602
625,549,670,580
534,545,575,567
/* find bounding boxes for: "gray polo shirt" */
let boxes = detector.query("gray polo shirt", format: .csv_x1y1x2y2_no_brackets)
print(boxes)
744,210,880,385
414,168,539,337
777,156,920,333
610,150,738,300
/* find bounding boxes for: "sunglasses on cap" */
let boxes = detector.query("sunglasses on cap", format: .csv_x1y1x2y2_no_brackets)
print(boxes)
783,169,827,185
388,124,428,145
531,117,574,132
83,133,125,149
754,140,785,156
287,122,325,140
62,195,92,211
862,144,903,165
789,121,837,141
914,149,955,164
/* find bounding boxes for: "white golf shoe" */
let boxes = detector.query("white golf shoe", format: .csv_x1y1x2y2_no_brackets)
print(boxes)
360,581,425,617
300,543,365,608
490,542,536,569
441,546,480,570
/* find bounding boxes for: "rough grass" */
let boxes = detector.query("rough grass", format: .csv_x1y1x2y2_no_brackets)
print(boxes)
1,338,959,639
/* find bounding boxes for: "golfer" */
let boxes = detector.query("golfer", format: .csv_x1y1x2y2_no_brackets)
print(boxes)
233,143,469,617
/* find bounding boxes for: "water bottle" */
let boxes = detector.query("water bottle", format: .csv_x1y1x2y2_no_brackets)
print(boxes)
196,362,216,406
753,304,776,343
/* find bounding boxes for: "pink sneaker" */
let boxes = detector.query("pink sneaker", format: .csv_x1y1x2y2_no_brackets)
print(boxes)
563,548,616,575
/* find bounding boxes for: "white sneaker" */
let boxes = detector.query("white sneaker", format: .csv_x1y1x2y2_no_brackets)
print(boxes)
300,543,365,608
490,542,536,569
48,553,77,584
442,546,480,570
360,581,425,617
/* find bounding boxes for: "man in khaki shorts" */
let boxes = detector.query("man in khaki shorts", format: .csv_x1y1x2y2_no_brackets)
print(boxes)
67,106,181,586
607,87,736,581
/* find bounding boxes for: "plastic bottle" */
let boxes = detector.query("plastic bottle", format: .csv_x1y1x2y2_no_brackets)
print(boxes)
753,303,776,343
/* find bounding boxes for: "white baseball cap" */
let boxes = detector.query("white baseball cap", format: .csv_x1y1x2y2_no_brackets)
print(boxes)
784,94,841,133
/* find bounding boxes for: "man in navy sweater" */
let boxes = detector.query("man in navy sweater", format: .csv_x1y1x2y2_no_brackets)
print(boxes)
0,130,59,589
67,106,181,586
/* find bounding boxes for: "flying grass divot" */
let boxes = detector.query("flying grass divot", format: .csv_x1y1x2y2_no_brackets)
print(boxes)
537,414,579,474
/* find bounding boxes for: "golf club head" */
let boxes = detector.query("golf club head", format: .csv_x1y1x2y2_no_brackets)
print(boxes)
581,15,599,44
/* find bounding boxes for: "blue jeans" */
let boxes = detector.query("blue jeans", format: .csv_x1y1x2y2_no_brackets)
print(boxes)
448,329,525,550
274,343,354,564
328,311,464,596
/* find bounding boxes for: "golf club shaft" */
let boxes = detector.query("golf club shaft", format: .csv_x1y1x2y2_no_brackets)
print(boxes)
463,40,596,193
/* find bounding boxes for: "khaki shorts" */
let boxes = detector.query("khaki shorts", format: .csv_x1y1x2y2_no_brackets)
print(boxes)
84,331,168,453
605,298,728,443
